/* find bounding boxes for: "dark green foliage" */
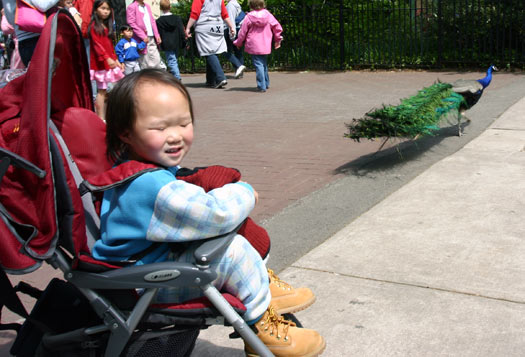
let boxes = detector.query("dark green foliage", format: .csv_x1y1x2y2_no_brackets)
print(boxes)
345,82,466,140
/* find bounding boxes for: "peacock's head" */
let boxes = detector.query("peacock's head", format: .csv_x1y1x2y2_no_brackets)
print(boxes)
489,65,498,72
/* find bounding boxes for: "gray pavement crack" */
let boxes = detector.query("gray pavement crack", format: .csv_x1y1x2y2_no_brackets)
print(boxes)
291,265,525,306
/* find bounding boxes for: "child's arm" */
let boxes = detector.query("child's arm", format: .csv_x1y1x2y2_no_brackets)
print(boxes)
91,28,116,68
269,14,283,48
147,179,256,243
137,40,146,51
232,17,248,48
114,40,125,63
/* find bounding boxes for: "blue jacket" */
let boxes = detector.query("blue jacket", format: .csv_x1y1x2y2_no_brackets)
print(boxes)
93,166,255,264
114,38,146,63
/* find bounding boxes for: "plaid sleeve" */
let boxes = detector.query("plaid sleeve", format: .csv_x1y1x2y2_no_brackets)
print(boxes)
146,180,255,242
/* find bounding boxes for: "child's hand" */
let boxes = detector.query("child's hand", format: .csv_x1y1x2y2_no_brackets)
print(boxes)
274,41,281,49
107,58,117,69
241,181,259,204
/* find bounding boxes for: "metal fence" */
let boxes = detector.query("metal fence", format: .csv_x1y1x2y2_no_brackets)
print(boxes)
179,0,525,72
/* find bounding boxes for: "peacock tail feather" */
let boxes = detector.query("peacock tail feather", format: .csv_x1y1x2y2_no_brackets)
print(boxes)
346,82,466,141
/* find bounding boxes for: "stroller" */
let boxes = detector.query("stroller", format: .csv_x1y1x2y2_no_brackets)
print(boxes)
0,10,275,356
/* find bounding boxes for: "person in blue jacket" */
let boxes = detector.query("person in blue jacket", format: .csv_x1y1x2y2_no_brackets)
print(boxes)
114,24,145,75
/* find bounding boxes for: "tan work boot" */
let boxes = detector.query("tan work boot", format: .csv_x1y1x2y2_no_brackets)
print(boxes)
268,269,316,315
245,305,325,357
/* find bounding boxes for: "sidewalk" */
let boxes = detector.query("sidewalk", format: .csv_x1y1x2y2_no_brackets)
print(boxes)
192,94,525,355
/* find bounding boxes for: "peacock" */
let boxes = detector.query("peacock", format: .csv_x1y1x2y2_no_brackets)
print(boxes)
346,65,498,141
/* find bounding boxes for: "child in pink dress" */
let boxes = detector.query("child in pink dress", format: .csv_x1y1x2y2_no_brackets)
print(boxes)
88,0,124,120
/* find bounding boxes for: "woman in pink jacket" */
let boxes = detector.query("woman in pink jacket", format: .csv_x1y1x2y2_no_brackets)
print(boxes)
233,0,282,92
126,0,164,69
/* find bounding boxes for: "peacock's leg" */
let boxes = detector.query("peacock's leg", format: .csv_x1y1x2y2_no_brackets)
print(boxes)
457,110,464,137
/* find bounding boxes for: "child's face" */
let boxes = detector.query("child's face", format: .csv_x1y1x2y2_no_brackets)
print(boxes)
63,0,73,8
122,29,133,40
96,2,111,20
121,82,193,167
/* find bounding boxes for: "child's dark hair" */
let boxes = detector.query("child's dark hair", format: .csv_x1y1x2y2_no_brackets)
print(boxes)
88,0,114,37
106,69,194,162
249,0,265,10
119,24,132,33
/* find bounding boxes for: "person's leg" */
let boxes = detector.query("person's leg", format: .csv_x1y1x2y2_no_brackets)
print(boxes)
155,235,326,356
18,36,39,67
155,235,271,321
233,45,244,65
124,61,134,75
205,58,214,86
263,55,269,89
94,88,107,121
251,54,266,91
206,54,226,88
165,50,181,80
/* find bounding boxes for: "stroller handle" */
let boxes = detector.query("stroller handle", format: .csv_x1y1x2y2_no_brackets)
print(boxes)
0,147,47,179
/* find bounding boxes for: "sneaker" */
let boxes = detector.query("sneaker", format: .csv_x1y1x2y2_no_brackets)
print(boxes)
245,306,326,357
215,79,228,89
234,65,246,79
268,269,316,315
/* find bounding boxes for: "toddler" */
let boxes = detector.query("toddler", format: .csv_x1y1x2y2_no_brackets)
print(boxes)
96,69,325,356
233,0,282,92
88,0,124,120
115,25,146,75
156,0,185,80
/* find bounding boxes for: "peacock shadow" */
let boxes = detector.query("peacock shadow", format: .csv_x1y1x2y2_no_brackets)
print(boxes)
335,119,472,177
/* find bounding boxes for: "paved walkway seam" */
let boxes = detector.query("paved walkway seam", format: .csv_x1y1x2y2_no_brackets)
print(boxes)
291,265,525,306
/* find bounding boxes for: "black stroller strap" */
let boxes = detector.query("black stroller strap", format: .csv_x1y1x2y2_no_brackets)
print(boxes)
0,269,29,331
0,269,52,334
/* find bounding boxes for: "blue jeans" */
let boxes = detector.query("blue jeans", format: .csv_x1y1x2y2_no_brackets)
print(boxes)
224,30,244,69
251,54,269,90
205,54,226,85
165,51,181,80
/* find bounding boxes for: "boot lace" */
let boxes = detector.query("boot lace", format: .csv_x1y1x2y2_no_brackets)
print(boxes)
260,306,295,341
268,269,292,291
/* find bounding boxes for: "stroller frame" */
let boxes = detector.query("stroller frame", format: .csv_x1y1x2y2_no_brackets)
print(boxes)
0,10,273,357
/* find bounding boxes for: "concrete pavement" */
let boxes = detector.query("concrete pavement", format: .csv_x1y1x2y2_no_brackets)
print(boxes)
192,89,525,354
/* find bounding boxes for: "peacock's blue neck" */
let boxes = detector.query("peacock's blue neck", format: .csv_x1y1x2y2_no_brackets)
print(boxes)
477,66,494,88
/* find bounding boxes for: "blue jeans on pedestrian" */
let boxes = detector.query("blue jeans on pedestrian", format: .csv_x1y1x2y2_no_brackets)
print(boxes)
205,54,226,85
224,30,244,70
165,51,181,80
251,54,269,90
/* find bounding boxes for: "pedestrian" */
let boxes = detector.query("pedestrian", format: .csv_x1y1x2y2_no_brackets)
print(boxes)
223,0,245,78
185,0,235,89
155,0,185,80
99,68,326,357
1,0,59,66
126,0,164,69
88,0,124,120
58,0,82,27
115,25,145,75
233,0,282,92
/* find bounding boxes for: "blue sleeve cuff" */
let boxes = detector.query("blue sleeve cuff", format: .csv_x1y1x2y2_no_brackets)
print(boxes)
237,181,254,193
